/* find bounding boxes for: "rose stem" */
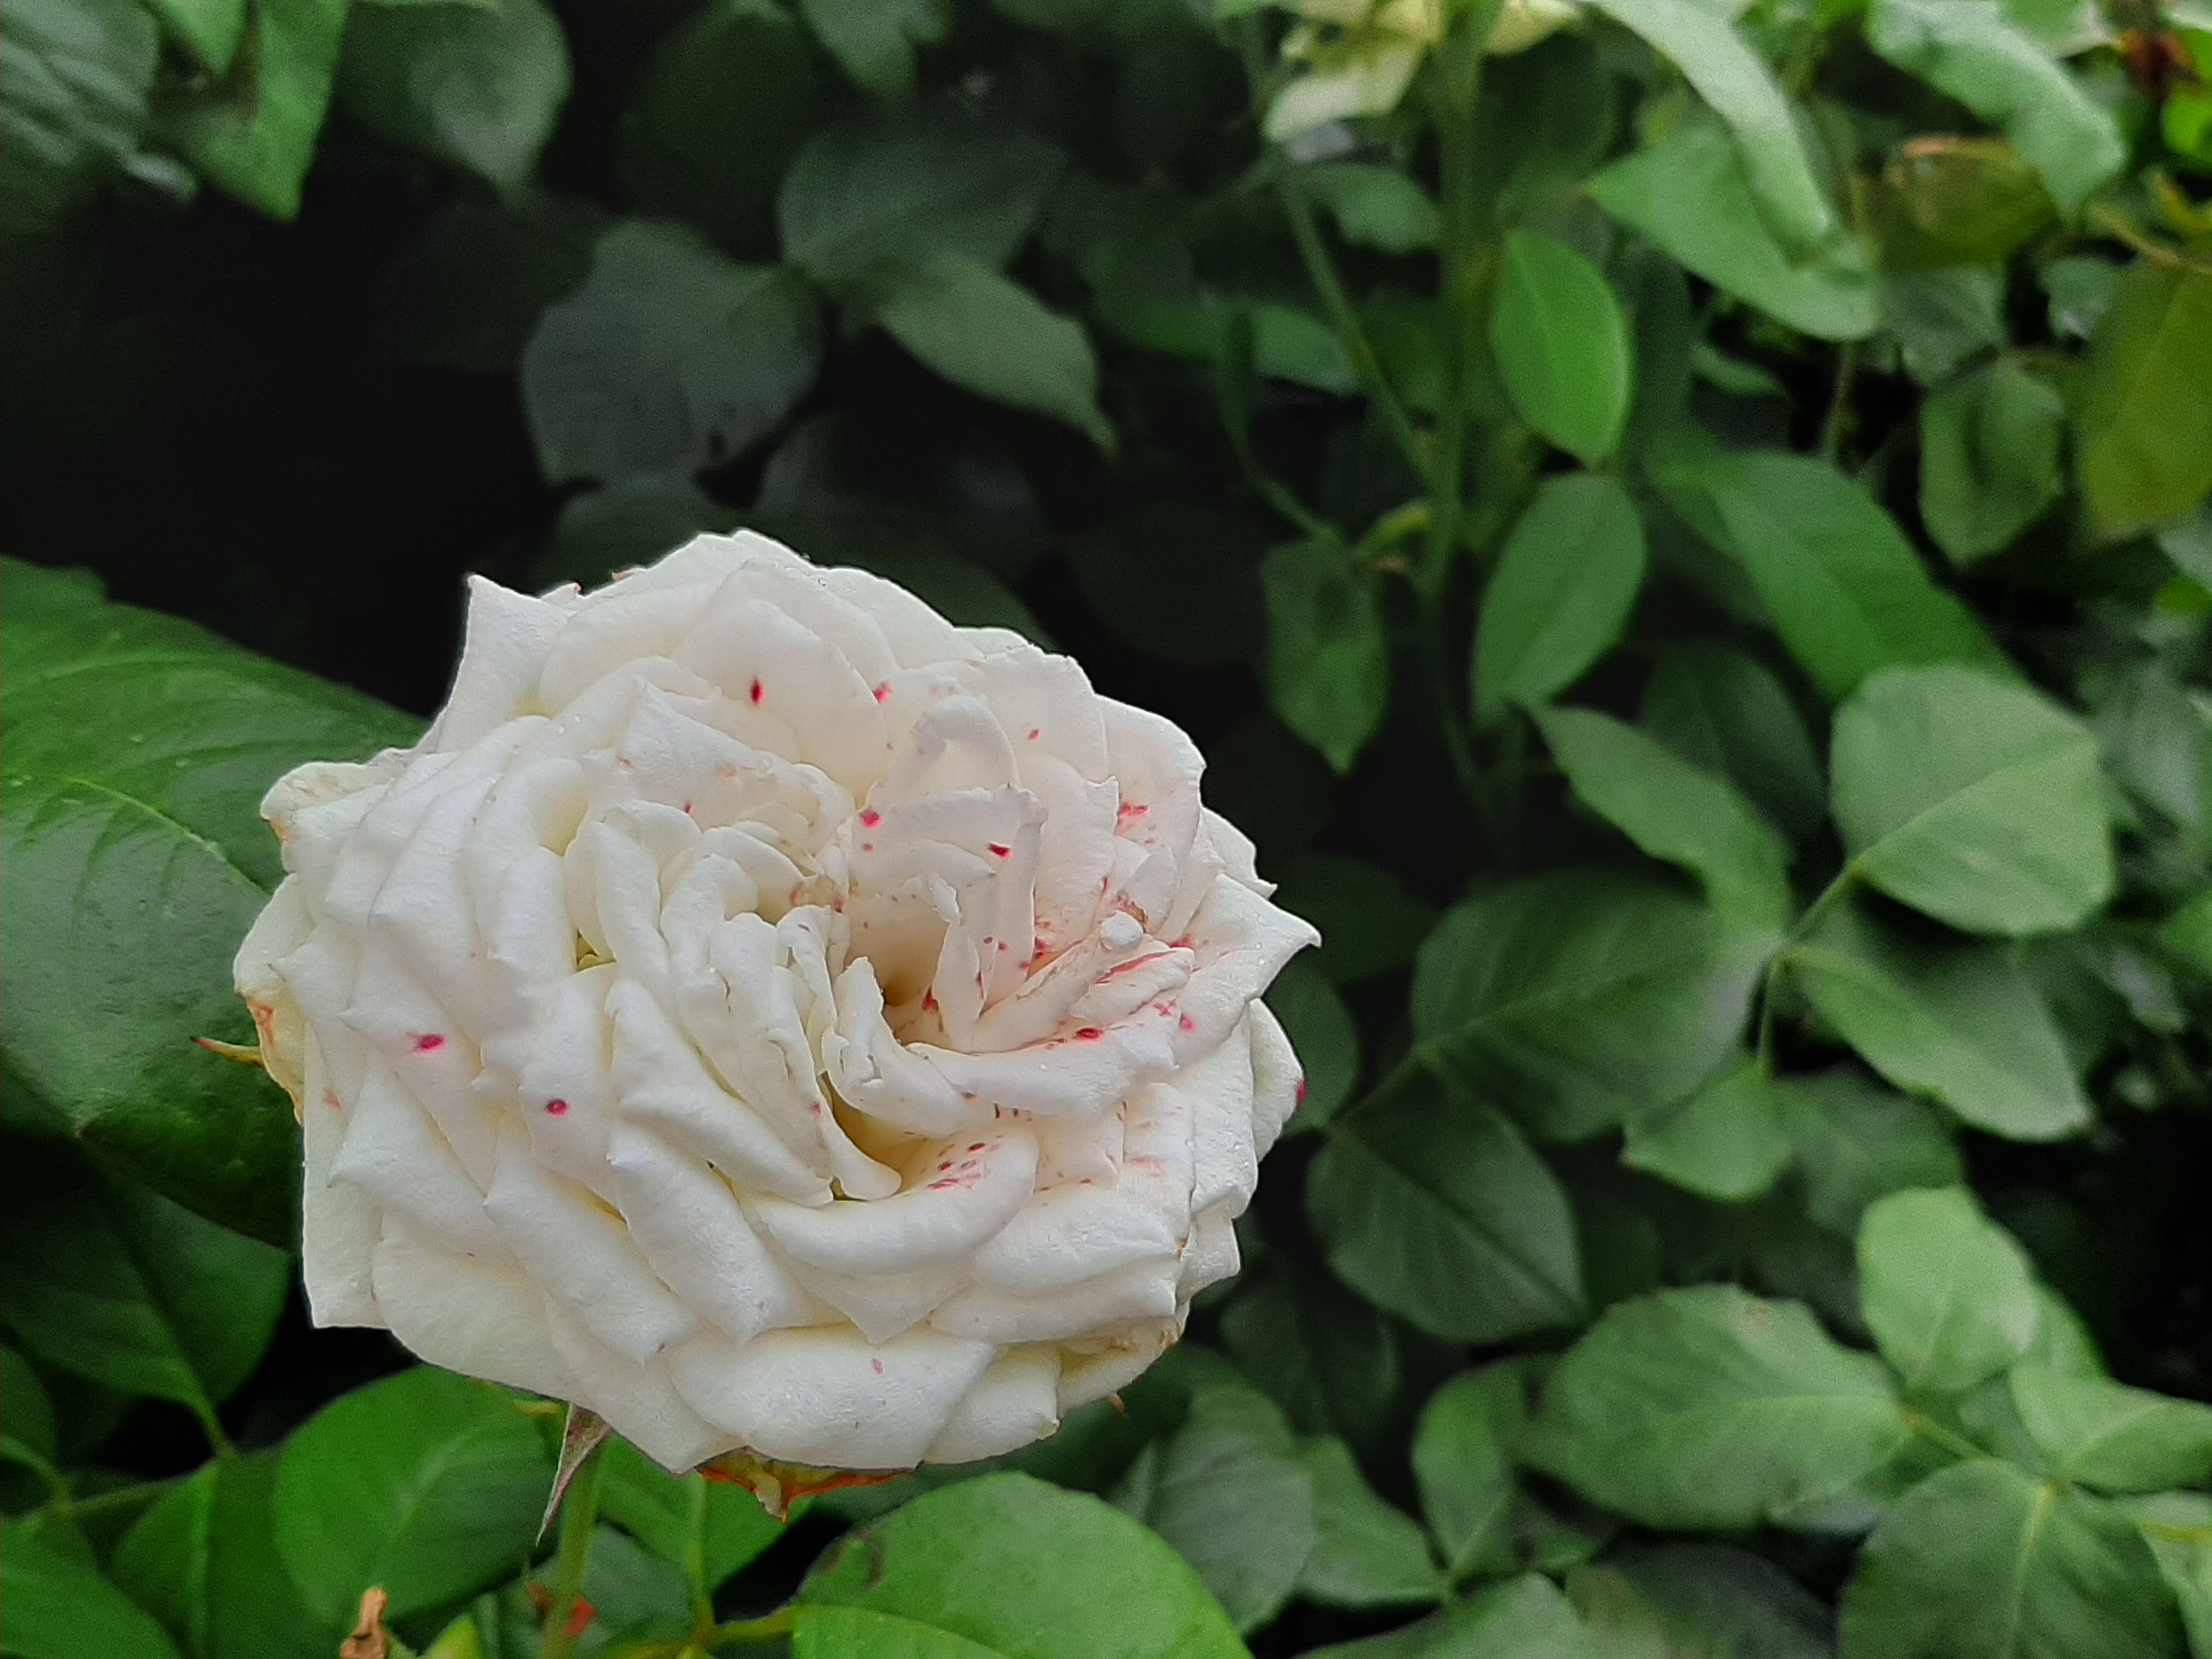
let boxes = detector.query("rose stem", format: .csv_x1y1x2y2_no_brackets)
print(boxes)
539,1436,606,1659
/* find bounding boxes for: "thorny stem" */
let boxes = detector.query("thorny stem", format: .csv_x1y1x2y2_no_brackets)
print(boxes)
540,1437,606,1659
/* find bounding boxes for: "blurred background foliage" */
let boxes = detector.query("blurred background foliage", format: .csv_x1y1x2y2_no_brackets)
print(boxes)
4,0,2212,1655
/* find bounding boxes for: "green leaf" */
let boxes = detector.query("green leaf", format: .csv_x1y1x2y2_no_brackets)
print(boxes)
2009,1368,2212,1493
1788,901,2090,1141
1664,453,1997,701
377,192,608,375
1639,644,1826,844
1536,706,1793,928
2076,262,2212,535
1587,0,1835,251
335,0,570,189
1307,1075,1586,1344
166,0,348,221
110,1452,336,1659
1621,1054,1795,1202
1272,855,1435,986
520,220,822,484
2042,254,2120,341
1919,359,2067,565
1566,1543,1834,1659
272,1368,554,1628
1865,0,2125,213
1883,267,2008,387
1857,1187,2039,1395
1109,1380,1314,1634
1267,954,1361,1134
1472,473,1647,724
1301,1574,1597,1659
0,1141,285,1420
798,1472,1246,1658
876,254,1110,446
572,1525,691,1651
1774,1068,1963,1236
1525,1285,1911,1532
1,579,410,1240
0,0,157,238
1292,1436,1445,1610
1413,1365,1527,1584
0,1517,184,1659
1838,1459,2180,1659
799,0,948,97
597,1437,784,1594
779,109,1063,297
2136,1492,2212,1659
1872,137,2055,272
1590,113,1878,341
1262,538,1391,774
1489,233,1634,464
1219,1267,1403,1452
1412,872,1769,1141
2,1346,59,1468
1305,162,1438,254
1831,665,2112,936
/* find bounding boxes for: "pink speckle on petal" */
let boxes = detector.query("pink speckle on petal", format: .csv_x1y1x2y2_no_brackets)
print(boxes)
872,1357,885,1374
413,1034,445,1053
860,809,882,827
874,682,892,703
1295,1076,1309,1102
682,802,693,815
986,842,1010,858
1118,802,1149,822
1179,1014,1196,1032
544,1099,568,1116
749,678,764,705
1076,1027,1104,1041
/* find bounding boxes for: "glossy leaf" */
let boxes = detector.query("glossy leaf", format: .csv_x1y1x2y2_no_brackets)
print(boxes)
1638,643,1826,843
798,1472,1246,1658
1525,1286,1911,1532
335,0,570,190
2076,262,2212,535
1838,1459,2179,1659
167,0,348,221
1412,1365,1528,1584
1536,706,1793,927
2009,1368,2212,1493
1666,453,1997,700
1473,473,1646,723
1489,232,1633,464
1621,1054,1795,1202
272,1368,554,1627
1918,359,2067,565
521,221,822,484
1292,1436,1444,1610
1262,537,1391,774
1831,665,2113,936
0,1518,184,1659
1412,872,1769,1141
1788,902,2090,1140
1308,1076,1585,1345
876,253,1110,445
1857,1187,2039,1395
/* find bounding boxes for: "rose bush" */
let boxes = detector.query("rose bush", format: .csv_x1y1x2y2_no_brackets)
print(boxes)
233,532,1316,1474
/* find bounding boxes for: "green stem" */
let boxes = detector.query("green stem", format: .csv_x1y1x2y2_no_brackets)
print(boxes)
683,1472,715,1632
194,1406,237,1462
1904,1410,1991,1466
704,1607,799,1649
540,1439,606,1659
1754,865,1858,1077
1818,340,1858,463
1424,25,1492,597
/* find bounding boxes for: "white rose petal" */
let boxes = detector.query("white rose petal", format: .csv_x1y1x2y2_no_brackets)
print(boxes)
238,531,1318,1473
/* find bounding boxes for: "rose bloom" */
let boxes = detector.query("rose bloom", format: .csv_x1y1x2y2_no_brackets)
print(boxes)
236,534,1318,1474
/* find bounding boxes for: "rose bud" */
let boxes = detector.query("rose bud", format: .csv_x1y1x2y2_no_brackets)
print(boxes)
235,533,1318,1474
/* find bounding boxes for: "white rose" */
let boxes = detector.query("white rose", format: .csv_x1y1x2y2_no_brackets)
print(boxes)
235,533,1318,1475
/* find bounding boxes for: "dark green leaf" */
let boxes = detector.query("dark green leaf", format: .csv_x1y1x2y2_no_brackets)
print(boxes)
1838,1459,2180,1659
1272,855,1436,986
520,221,821,484
110,1452,335,1659
1302,1573,1597,1659
575,1525,691,1651
2076,262,2212,536
1489,232,1634,464
1412,1364,1528,1584
1306,162,1438,253
0,1517,184,1659
597,1437,783,1594
799,0,947,97
1872,137,2055,272
166,0,348,221
1567,1543,1835,1659
2,1346,59,1468
335,0,569,189
0,1141,285,1419
2136,1492,2212,1659
1526,1285,1911,1532
870,255,1105,445
272,1368,553,1627
1865,0,2125,213
1663,453,1997,701
1412,872,1769,1141
1308,1076,1585,1344
1590,114,1877,341
1536,706,1793,928
0,0,157,238
1788,902,2090,1140
1472,473,1647,723
1219,1266,1402,1451
1293,1436,1444,1610
1267,954,1361,1134
1831,665,2112,936
1882,268,2007,386
1857,1187,2039,1395
2009,1368,2212,1493
798,1472,1245,1657
143,0,241,75
2042,255,2119,341
376,192,608,375
1639,644,1826,844
1116,297,1355,394
1919,359,2067,565
1621,1054,1795,1202
1262,537,1390,773
1774,1068,1963,1237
